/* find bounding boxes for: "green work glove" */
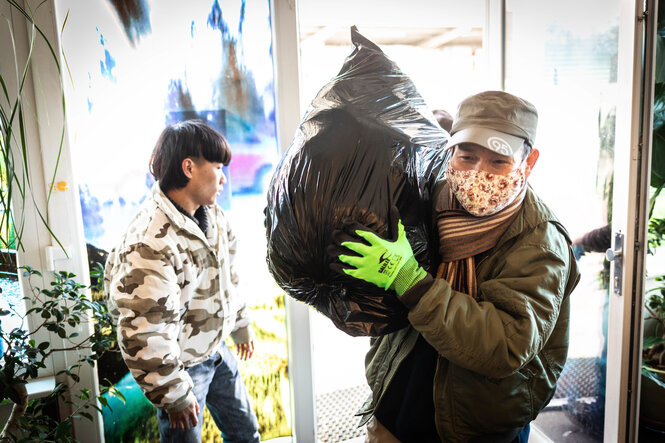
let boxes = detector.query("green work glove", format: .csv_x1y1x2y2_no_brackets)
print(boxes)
328,207,427,296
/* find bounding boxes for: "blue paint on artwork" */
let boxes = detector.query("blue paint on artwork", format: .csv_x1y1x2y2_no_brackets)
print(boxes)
267,6,273,59
97,31,117,82
118,196,126,207
238,0,245,36
268,101,275,123
100,49,117,82
207,0,229,35
218,165,232,210
79,185,105,240
145,171,156,190
87,73,94,113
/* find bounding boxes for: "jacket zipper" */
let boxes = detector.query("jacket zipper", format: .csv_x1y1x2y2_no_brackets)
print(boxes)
372,332,412,415
433,355,443,439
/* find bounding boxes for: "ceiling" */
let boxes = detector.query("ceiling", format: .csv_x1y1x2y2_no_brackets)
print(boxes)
297,0,486,49
300,25,483,48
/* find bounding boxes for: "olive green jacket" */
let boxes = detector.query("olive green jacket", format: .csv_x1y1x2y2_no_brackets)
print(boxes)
360,187,580,442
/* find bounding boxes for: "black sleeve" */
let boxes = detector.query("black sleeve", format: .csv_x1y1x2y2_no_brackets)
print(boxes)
578,224,611,253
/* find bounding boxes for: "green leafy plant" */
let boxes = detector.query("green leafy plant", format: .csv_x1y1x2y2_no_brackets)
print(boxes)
0,266,119,442
643,276,665,370
642,4,665,389
643,206,665,382
648,216,665,253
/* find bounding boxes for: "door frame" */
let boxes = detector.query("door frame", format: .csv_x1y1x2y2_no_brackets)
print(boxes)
270,0,508,440
606,0,655,441
262,0,659,441
270,0,317,442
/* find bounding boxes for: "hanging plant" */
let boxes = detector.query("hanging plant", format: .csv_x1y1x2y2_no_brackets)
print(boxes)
0,0,68,253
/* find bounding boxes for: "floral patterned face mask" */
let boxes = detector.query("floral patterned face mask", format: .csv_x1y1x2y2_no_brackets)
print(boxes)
445,161,526,216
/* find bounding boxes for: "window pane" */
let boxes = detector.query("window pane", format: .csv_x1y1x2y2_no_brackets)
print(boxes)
505,1,620,441
0,255,21,358
0,142,21,357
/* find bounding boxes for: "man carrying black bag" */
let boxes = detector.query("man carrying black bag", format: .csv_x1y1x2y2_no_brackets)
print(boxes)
329,90,580,442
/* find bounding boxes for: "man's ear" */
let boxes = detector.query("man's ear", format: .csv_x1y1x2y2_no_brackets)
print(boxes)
182,158,195,179
525,148,539,178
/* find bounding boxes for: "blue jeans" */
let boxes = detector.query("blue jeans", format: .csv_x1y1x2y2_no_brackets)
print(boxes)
157,344,260,443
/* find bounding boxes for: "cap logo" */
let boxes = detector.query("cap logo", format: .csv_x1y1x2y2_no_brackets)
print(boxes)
487,136,512,156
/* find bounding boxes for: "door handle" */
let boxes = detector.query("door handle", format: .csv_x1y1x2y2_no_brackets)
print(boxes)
605,232,624,296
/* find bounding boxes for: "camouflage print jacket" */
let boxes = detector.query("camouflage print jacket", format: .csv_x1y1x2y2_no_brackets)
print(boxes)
104,183,253,412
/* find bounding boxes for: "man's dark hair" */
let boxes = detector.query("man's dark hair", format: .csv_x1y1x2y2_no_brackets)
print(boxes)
521,143,532,162
150,120,232,192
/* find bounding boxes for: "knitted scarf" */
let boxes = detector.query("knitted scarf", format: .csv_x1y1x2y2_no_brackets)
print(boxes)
435,182,526,299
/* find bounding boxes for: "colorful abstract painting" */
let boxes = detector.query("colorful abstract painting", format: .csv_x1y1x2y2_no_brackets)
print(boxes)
58,0,278,253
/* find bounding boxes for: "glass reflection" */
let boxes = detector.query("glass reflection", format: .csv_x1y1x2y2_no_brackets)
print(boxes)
505,1,620,440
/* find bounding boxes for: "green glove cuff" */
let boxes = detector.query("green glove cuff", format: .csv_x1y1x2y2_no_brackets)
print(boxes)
390,255,427,296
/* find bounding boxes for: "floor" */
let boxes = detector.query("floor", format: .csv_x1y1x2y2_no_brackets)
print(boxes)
309,356,605,443
316,385,370,443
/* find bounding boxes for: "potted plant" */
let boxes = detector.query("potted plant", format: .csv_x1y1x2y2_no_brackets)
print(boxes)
0,265,118,441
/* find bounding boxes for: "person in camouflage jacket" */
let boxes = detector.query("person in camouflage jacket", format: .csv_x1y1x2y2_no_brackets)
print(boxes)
104,120,260,442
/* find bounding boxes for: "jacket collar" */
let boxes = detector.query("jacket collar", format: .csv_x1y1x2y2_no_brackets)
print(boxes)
497,186,572,247
151,183,212,245
165,192,209,234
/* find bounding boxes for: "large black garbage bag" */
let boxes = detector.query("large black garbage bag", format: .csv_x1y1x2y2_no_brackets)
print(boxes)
265,27,449,337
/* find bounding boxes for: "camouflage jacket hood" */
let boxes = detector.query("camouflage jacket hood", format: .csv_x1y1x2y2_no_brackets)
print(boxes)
104,183,252,412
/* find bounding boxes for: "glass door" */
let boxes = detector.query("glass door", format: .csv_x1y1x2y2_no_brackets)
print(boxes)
295,1,489,441
281,0,650,440
53,0,291,440
504,0,650,441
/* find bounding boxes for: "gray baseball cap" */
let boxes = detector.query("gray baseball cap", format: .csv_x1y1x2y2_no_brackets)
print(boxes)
448,91,538,156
